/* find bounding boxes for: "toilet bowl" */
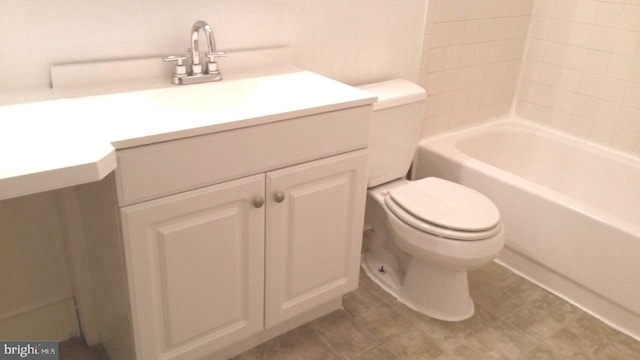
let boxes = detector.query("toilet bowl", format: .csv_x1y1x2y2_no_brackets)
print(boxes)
362,178,504,321
357,79,505,321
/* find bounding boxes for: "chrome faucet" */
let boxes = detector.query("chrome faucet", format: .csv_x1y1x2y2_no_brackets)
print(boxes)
163,20,225,85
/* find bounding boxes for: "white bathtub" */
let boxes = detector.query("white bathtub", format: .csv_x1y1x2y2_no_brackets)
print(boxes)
414,119,640,340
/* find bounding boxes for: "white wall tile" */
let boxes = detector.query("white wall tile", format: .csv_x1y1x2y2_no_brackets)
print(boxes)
618,106,640,131
531,104,553,123
558,68,583,90
574,94,599,119
428,48,446,72
583,50,611,75
595,100,621,124
569,23,595,47
543,42,568,64
420,0,534,137
611,128,639,151
601,77,629,103
555,89,579,112
589,27,617,52
620,5,640,31
631,59,640,83
555,0,580,20
533,0,557,17
573,0,599,23
594,2,624,27
550,110,574,130
570,115,594,136
444,46,462,70
564,46,589,69
535,84,559,107
579,73,605,97
624,83,640,106
431,23,450,48
607,55,634,79
517,0,640,157
589,122,615,143
520,60,540,81
612,30,640,56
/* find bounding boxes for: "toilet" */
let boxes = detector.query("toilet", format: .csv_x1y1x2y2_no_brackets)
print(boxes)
358,79,505,321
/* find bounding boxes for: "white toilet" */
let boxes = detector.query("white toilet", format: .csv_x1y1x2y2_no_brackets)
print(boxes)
358,79,505,321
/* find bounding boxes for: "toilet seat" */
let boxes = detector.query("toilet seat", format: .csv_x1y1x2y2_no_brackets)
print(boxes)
384,177,502,241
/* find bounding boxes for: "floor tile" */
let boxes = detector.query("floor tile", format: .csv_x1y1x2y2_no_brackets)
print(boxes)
342,269,395,318
503,289,583,341
352,301,416,342
356,328,444,360
310,310,380,360
231,324,340,360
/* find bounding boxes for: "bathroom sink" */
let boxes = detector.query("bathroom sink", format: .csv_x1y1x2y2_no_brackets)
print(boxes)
0,64,375,201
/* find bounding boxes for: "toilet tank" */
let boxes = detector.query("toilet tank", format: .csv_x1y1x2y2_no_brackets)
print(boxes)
357,79,426,187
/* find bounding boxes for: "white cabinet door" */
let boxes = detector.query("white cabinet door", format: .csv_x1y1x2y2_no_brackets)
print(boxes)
265,150,368,327
120,174,265,360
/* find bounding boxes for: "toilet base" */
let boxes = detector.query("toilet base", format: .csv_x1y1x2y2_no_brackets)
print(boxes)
403,257,474,321
362,251,474,322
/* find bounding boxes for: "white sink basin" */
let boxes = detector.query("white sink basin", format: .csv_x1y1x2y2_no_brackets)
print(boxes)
0,65,375,201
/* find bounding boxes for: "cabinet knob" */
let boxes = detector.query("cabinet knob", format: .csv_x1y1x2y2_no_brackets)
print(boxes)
274,192,286,203
252,196,265,208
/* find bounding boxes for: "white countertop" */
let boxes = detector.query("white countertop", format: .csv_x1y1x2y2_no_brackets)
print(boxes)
0,68,375,200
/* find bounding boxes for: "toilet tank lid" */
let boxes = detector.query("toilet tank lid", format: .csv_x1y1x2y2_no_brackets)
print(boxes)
357,79,426,110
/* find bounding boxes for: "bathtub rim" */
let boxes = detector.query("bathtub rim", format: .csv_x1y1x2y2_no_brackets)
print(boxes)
421,116,640,168
416,117,640,238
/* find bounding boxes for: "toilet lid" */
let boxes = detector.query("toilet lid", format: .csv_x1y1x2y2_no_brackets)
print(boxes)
388,177,501,232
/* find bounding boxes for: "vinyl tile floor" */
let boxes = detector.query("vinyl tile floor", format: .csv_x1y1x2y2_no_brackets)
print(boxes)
61,261,640,359
234,262,640,360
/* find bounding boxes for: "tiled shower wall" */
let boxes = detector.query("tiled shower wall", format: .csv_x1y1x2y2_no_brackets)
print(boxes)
515,0,640,155
418,0,535,137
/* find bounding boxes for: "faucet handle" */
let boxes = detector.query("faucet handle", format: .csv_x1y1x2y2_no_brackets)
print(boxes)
163,55,188,83
205,52,225,75
206,51,226,61
163,55,187,65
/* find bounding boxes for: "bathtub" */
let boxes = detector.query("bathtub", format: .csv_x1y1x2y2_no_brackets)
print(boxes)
414,119,640,340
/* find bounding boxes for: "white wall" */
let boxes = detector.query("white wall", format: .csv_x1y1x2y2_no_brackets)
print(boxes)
288,0,428,85
0,0,427,91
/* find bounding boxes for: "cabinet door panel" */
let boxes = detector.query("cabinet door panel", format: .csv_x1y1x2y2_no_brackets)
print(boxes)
158,206,244,346
121,174,265,360
266,150,367,327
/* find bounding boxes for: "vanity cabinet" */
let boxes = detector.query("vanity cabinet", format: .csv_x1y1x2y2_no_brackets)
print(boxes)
121,151,367,359
116,107,369,359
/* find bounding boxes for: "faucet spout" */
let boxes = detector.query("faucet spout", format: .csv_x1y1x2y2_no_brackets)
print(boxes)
190,20,219,75
163,19,224,85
